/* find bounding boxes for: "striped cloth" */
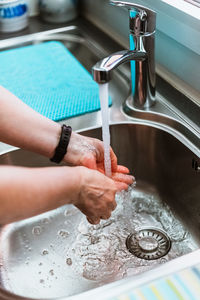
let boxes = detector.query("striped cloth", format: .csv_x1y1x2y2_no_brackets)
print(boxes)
112,265,200,300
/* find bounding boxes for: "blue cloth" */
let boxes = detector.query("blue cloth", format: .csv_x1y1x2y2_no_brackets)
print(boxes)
0,41,111,121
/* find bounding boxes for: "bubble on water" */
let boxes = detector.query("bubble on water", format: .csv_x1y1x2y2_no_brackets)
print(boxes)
66,258,72,266
58,230,69,238
42,250,49,255
32,226,42,236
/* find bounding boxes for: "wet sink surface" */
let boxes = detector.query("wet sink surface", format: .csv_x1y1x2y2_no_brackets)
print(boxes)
0,123,199,299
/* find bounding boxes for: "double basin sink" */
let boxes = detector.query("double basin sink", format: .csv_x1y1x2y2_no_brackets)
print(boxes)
0,18,200,300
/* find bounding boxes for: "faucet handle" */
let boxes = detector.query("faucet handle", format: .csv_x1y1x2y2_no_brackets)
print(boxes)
110,0,156,35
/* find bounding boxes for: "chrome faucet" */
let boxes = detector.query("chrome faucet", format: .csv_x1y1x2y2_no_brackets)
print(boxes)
92,1,156,109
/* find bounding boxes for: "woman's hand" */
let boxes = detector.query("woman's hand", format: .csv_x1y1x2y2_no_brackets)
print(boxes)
64,132,135,188
74,167,132,225
64,132,117,170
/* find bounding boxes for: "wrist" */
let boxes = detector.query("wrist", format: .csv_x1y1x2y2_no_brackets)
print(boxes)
61,166,83,205
63,131,78,164
69,166,85,205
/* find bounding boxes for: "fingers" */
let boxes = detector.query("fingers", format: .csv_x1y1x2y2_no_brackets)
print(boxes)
112,173,135,185
107,198,117,211
76,167,118,226
87,211,112,224
115,181,129,191
100,212,111,220
116,165,130,174
87,216,100,225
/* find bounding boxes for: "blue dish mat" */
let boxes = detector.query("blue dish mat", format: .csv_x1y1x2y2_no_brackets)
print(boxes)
0,41,111,121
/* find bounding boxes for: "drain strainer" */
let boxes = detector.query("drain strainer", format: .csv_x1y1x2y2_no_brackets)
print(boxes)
126,227,171,260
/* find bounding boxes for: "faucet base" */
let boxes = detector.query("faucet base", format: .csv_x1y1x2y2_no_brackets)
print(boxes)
123,95,156,115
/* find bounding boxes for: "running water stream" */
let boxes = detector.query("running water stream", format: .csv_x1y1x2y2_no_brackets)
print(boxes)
99,83,112,177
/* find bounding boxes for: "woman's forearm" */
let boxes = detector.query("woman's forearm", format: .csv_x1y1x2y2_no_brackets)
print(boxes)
0,165,80,224
0,86,61,158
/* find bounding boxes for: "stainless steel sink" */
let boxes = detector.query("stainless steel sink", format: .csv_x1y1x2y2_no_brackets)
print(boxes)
0,18,200,300
0,122,200,300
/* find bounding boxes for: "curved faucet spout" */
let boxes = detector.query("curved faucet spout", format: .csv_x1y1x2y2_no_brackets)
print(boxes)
92,50,146,84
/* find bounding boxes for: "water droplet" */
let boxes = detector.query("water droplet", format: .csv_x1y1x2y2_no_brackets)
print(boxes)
66,258,72,266
25,261,29,265
28,247,32,252
78,222,89,234
42,218,49,224
49,269,54,276
160,258,167,264
40,279,45,284
39,262,43,266
38,271,41,274
32,226,42,235
42,250,49,255
58,230,69,238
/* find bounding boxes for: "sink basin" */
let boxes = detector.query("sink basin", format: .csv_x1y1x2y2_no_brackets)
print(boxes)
0,17,199,300
0,122,199,299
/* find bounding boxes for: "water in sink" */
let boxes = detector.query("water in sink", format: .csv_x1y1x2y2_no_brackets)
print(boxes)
70,183,197,282
0,122,199,299
0,183,197,299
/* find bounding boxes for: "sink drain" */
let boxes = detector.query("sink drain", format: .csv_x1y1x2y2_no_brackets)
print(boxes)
126,227,171,260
